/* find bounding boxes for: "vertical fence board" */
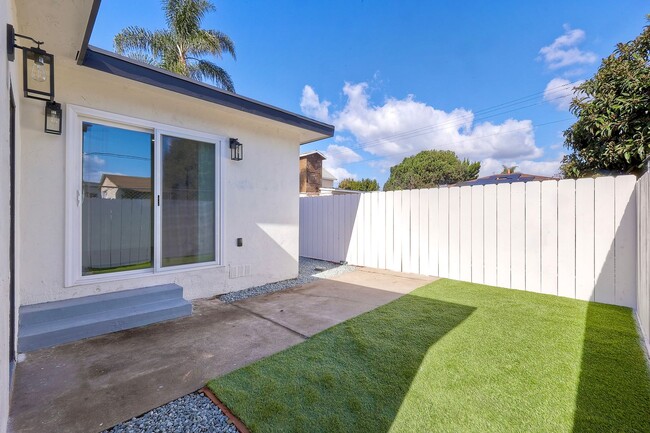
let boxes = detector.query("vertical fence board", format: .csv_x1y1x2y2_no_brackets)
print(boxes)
471,186,484,284
525,182,541,293
338,196,345,262
428,188,439,277
615,175,637,307
541,181,558,295
575,178,595,301
377,192,386,269
594,177,616,304
401,190,412,272
363,193,373,267
347,196,359,265
557,180,576,298
497,184,511,288
419,189,430,276
367,192,378,268
409,191,420,274
299,199,305,256
459,186,472,282
511,183,526,290
637,173,650,348
484,185,497,286
448,187,461,280
385,191,396,271
327,198,335,261
438,188,449,278
393,191,403,272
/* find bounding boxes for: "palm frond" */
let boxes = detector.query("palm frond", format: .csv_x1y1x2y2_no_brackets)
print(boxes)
187,29,236,60
164,0,214,38
114,26,155,55
189,60,235,92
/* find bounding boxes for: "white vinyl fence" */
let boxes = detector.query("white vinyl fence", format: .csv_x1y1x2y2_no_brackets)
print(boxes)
637,171,650,349
300,175,638,308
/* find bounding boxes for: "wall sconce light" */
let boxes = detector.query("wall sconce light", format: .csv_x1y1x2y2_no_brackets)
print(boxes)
45,101,62,135
7,24,55,101
230,138,243,161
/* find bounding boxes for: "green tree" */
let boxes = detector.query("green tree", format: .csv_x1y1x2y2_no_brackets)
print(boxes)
560,17,650,178
338,178,380,191
383,150,480,191
114,0,237,92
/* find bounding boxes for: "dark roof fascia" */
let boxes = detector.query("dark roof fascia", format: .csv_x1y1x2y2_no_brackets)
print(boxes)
78,46,334,139
76,0,102,65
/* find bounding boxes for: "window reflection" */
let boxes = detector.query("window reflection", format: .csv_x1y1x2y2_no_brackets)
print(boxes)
81,122,153,275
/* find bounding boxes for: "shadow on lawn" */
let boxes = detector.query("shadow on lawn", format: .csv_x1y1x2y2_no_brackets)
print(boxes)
209,289,476,433
572,300,650,432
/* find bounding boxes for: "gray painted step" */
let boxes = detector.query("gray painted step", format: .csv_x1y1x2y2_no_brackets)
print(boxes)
18,284,192,353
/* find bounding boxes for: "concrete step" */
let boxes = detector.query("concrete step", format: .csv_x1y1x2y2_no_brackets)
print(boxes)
18,284,192,353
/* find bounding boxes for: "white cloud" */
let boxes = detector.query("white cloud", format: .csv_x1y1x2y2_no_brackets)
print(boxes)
300,85,330,122
539,25,597,70
543,77,585,111
329,82,541,165
327,167,357,184
82,155,106,183
321,144,362,183
479,157,562,178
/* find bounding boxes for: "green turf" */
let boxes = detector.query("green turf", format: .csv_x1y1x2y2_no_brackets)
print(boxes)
208,279,650,433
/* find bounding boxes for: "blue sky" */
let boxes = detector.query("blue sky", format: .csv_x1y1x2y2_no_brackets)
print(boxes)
90,0,649,187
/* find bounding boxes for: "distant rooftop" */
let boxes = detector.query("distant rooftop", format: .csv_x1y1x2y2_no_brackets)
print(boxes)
455,172,558,186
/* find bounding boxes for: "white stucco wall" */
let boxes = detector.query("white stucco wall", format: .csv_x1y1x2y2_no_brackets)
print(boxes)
18,57,310,305
1,1,19,430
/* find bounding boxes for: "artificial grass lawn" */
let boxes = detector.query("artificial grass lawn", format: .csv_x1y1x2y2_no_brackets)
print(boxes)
208,279,650,433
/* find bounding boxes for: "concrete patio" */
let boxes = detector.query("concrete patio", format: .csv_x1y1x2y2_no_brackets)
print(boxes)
8,268,435,433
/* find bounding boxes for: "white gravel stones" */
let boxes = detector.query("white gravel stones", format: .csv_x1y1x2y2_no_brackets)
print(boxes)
218,257,355,303
103,392,239,433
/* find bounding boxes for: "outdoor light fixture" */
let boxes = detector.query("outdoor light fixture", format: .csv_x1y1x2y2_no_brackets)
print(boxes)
44,101,62,135
230,138,243,161
7,24,55,101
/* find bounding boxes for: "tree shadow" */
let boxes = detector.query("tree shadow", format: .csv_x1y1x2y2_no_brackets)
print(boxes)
571,299,650,432
572,189,650,432
209,291,475,433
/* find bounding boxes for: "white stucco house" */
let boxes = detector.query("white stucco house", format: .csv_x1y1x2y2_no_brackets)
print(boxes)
0,0,333,430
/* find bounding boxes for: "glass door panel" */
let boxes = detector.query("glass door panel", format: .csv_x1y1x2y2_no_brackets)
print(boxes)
161,135,216,267
81,122,154,275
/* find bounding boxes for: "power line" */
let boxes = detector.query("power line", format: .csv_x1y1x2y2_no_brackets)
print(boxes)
320,79,580,159
340,117,572,167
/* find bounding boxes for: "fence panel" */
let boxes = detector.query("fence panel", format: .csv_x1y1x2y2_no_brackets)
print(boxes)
299,175,638,307
637,172,650,350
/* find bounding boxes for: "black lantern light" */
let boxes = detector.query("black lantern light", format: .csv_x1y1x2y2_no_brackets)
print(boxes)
7,24,55,101
230,138,243,161
45,101,62,135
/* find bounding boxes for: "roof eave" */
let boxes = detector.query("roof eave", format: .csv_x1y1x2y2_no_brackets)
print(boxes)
76,0,334,143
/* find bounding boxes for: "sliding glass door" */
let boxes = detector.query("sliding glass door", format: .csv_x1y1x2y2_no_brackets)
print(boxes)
70,107,222,283
161,134,216,267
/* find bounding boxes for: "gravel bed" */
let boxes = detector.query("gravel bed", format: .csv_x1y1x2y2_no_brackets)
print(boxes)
219,257,356,303
103,392,238,433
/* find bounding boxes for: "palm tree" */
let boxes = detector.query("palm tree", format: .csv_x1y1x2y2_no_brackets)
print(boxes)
114,0,237,92
501,165,518,174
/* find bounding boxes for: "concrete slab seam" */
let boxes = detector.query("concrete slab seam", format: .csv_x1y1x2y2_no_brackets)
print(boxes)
229,304,309,340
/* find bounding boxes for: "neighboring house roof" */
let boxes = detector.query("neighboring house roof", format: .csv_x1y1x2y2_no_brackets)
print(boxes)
455,173,558,186
100,174,151,192
300,151,327,160
75,1,334,144
321,168,336,181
